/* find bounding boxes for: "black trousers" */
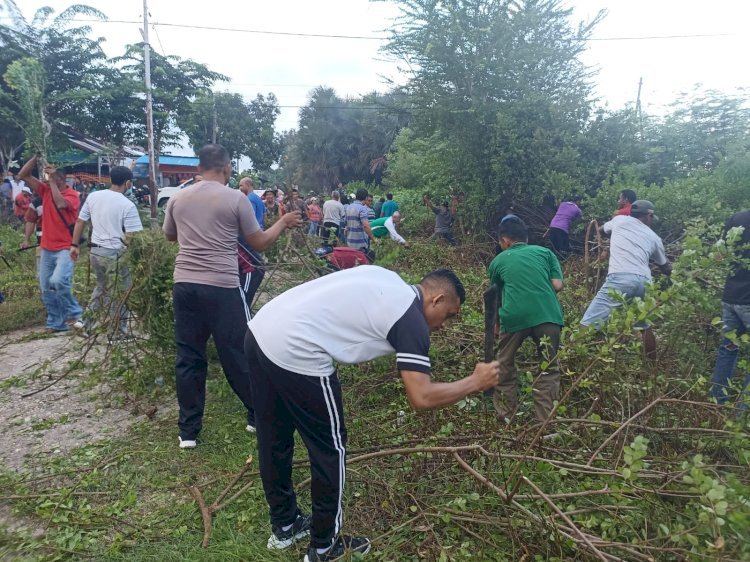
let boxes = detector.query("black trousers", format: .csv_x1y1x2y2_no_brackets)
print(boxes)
549,227,570,259
245,331,347,549
320,221,340,244
238,245,265,310
240,268,265,311
174,282,254,440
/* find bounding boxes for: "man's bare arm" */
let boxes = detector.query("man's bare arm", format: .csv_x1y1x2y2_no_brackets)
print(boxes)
245,211,302,251
362,219,375,242
17,156,41,191
400,362,499,411
46,167,69,209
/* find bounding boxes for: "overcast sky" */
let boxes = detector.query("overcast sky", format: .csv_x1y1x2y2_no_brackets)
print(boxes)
14,0,750,155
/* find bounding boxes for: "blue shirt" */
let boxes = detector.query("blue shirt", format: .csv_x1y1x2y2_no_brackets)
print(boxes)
248,192,266,228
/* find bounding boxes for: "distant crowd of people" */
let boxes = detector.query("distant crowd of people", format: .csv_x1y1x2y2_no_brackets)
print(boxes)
1,145,747,562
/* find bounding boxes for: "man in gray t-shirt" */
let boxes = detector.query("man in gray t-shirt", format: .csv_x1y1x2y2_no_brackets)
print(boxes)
163,144,301,449
581,200,671,359
425,195,457,246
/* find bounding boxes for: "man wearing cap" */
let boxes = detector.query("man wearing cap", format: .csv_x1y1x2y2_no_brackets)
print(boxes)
14,185,33,221
307,197,322,236
581,200,671,358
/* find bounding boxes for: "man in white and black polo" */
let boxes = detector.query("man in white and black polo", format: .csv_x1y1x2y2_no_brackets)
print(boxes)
246,266,499,561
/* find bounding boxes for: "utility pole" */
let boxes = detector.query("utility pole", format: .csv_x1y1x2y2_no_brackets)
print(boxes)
212,96,218,144
142,0,158,226
635,77,643,138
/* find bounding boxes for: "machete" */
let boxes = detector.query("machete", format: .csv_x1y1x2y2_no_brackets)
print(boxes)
482,284,499,396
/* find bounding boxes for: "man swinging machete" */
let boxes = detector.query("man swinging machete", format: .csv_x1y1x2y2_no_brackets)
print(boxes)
487,216,565,423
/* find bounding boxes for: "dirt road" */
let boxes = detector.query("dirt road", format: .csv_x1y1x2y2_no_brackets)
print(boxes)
0,327,160,473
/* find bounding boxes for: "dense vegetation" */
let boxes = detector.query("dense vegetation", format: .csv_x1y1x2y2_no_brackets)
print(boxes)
1,197,749,561
0,1,749,561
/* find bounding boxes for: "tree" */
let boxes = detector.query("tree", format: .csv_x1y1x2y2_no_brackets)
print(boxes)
288,87,408,190
638,89,750,185
575,108,642,193
0,2,110,128
117,44,227,155
178,91,281,169
382,0,602,205
0,95,25,172
245,93,282,170
3,57,49,158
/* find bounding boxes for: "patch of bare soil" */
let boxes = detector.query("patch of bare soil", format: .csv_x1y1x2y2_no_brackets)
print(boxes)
0,325,170,536
0,327,145,472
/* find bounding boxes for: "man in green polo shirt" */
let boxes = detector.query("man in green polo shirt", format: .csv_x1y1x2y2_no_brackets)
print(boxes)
488,217,564,423
369,211,408,246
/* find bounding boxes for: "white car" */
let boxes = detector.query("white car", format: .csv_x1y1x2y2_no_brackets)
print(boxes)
157,178,194,207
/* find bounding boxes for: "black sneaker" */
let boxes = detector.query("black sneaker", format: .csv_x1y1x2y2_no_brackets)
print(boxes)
267,511,311,550
303,535,371,561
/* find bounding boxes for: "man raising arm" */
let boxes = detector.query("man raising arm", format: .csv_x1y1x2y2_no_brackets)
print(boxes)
162,144,301,451
17,155,83,332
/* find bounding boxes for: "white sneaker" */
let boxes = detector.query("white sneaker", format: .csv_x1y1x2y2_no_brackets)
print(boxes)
179,436,196,449
68,319,85,330
246,424,256,433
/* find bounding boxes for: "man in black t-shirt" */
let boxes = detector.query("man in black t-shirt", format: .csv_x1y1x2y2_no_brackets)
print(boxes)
245,266,499,561
710,210,750,408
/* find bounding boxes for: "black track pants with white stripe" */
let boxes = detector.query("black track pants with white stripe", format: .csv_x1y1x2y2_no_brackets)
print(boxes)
239,268,265,311
174,282,254,440
245,330,347,549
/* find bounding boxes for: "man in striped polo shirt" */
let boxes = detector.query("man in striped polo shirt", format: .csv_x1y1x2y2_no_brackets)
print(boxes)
344,188,376,254
246,266,499,561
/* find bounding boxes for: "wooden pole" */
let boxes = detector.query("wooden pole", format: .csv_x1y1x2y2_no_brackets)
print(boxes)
142,0,159,227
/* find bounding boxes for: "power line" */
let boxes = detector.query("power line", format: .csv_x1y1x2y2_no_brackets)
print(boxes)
151,22,166,55
0,16,739,43
14,17,387,40
588,32,736,41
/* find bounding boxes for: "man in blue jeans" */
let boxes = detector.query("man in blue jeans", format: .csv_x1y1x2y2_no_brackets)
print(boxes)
18,155,83,332
710,210,750,408
581,200,671,358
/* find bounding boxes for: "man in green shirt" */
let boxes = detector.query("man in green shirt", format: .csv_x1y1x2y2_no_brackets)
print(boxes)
488,217,564,423
369,211,408,246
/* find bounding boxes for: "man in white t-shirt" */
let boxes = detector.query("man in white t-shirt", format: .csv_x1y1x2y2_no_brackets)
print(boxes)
581,200,672,357
70,166,143,340
321,190,345,244
245,266,499,560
